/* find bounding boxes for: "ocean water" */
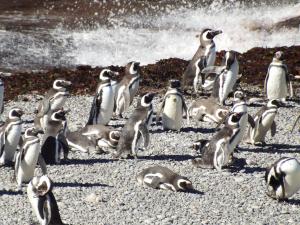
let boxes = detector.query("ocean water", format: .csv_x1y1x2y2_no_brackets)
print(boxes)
0,0,299,71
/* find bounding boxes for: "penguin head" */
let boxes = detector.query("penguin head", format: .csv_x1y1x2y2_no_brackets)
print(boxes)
9,108,24,119
109,131,121,147
192,139,209,154
53,79,72,91
224,51,237,70
233,91,245,101
274,51,284,61
127,61,140,75
198,28,222,44
99,69,119,81
140,92,156,107
265,167,285,200
267,99,280,108
175,177,193,191
227,112,244,125
51,109,69,122
25,127,44,138
169,79,181,89
29,175,52,197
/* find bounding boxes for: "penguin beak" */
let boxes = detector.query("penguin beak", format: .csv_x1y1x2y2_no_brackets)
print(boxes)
211,30,222,37
62,80,72,87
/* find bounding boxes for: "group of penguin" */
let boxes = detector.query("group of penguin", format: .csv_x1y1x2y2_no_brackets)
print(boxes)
0,27,300,224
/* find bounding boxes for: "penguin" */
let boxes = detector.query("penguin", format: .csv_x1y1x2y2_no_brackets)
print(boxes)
203,51,239,105
264,51,293,102
0,108,23,166
0,78,4,114
157,80,189,131
86,69,119,125
115,61,141,117
66,124,120,154
136,165,193,192
182,28,222,90
27,175,65,225
34,79,71,131
192,112,244,171
265,157,300,200
245,99,280,145
14,127,47,190
113,93,155,159
41,109,69,164
188,96,229,124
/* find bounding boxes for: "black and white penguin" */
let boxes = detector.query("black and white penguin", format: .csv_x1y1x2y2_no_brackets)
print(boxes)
27,175,65,225
204,51,239,105
14,127,46,190
157,80,188,131
86,69,119,125
136,165,193,192
182,28,222,90
0,78,4,114
41,109,69,164
66,124,120,154
192,112,244,170
0,108,23,166
34,79,71,131
264,51,293,102
115,61,141,117
113,93,155,159
188,96,229,124
265,157,300,200
245,99,280,145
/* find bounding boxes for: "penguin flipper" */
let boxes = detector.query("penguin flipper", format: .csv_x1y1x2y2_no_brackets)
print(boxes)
0,131,5,157
271,121,276,137
156,100,165,123
138,123,150,148
57,133,69,160
122,86,131,112
201,66,225,75
248,115,256,128
38,154,47,175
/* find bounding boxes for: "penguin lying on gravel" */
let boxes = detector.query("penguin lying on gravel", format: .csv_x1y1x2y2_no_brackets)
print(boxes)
27,175,66,225
136,165,193,192
113,93,155,159
265,157,300,200
188,96,229,124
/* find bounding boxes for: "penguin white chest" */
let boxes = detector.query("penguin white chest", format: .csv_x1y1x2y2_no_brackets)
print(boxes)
20,143,40,182
50,94,67,111
267,67,287,100
206,45,216,67
129,77,140,98
98,86,114,125
4,124,22,160
253,112,276,142
220,63,238,102
162,95,183,130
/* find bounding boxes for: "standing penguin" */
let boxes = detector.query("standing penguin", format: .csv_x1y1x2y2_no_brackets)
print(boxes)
34,79,71,131
264,51,293,102
192,112,244,171
115,61,141,117
86,69,119,125
0,108,23,166
27,175,65,225
182,28,222,90
265,157,300,200
188,96,229,124
113,93,155,159
41,109,69,164
157,80,189,131
14,127,47,190
136,165,193,192
245,99,279,145
203,51,239,105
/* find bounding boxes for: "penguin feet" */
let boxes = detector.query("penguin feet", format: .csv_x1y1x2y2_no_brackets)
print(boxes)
253,141,266,147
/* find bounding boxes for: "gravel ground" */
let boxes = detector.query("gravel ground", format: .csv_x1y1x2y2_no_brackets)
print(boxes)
0,90,300,225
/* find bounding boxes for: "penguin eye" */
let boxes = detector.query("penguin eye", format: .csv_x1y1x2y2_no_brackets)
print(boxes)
206,32,213,39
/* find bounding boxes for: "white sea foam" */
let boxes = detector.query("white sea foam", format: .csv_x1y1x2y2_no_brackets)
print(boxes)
64,3,300,67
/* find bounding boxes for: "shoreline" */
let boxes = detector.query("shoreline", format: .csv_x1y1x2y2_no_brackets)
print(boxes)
2,45,300,101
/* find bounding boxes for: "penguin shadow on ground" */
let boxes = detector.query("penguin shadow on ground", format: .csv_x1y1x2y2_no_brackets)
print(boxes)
62,158,116,165
239,144,300,154
54,181,113,188
180,126,216,134
0,189,23,196
286,198,300,206
225,157,265,174
109,123,124,129
139,154,194,162
184,189,204,195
